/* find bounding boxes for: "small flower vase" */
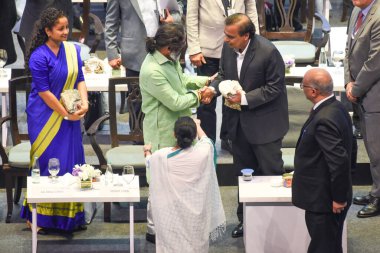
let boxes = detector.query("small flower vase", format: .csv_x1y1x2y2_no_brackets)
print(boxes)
80,179,92,190
284,55,295,74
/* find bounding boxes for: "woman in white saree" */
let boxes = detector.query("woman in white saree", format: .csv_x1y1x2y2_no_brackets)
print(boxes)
144,116,226,253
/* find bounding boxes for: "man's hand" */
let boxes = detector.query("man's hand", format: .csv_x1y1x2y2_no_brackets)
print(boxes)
200,87,215,104
227,90,242,104
190,53,206,67
109,58,121,69
346,82,357,103
332,201,347,214
160,9,174,23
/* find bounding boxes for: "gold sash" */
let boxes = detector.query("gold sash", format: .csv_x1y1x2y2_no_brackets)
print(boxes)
30,42,78,165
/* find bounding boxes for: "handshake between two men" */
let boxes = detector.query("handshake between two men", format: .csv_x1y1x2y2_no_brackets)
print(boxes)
199,78,245,111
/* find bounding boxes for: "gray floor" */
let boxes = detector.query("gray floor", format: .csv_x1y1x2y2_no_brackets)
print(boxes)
0,186,378,253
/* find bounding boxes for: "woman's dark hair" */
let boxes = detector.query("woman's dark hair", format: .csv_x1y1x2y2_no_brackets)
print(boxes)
25,8,67,72
146,23,186,54
174,116,197,149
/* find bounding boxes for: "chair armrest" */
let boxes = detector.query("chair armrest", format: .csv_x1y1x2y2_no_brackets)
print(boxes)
0,117,11,163
0,116,11,127
0,116,11,163
87,114,110,136
314,13,331,34
86,114,110,168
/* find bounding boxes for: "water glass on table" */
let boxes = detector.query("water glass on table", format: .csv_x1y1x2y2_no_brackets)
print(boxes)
122,165,135,190
48,158,60,183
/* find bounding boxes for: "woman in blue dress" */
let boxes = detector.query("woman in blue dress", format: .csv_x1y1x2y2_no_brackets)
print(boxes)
20,7,88,233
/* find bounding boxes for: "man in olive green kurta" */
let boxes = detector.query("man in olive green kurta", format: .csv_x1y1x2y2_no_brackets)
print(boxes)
140,50,209,152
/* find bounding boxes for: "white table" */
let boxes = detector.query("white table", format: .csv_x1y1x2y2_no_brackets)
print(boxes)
286,66,345,91
239,176,347,253
27,175,140,253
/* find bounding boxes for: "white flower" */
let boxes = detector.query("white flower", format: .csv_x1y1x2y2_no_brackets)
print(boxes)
72,164,100,181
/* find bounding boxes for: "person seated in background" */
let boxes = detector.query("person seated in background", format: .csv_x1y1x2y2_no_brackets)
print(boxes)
144,116,225,253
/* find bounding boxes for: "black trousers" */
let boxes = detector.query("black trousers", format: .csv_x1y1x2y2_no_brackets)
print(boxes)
233,122,284,221
196,57,229,142
305,206,349,253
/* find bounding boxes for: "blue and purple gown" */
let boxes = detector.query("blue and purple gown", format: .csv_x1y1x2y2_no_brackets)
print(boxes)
20,41,86,231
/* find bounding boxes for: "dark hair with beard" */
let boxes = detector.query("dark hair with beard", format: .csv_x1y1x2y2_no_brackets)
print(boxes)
25,7,66,72
174,116,197,149
146,23,186,54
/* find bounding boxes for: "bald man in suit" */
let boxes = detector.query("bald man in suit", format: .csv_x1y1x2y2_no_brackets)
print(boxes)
293,68,352,253
344,0,380,218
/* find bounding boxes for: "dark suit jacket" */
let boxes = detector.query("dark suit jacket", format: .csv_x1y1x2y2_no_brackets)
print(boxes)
212,35,289,145
344,1,380,113
292,97,353,213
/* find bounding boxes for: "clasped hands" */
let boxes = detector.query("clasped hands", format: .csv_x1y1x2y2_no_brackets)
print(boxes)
199,87,215,104
66,103,88,121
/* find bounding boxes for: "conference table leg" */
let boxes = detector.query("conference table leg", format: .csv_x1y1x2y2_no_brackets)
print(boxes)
32,204,37,253
130,203,134,253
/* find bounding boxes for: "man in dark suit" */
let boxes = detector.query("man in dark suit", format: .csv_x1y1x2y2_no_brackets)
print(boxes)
211,13,289,237
344,0,380,218
292,68,353,253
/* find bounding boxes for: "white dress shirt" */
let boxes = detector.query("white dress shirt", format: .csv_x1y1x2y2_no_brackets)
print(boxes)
137,0,159,37
235,40,250,105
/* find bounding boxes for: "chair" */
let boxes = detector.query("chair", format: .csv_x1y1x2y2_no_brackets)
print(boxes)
87,77,145,222
0,76,32,223
282,81,311,171
257,0,331,65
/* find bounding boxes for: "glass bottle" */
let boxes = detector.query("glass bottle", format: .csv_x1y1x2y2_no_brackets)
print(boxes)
318,48,327,68
31,156,40,184
105,164,113,186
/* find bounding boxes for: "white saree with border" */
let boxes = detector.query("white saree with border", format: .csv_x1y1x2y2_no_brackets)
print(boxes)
149,137,226,253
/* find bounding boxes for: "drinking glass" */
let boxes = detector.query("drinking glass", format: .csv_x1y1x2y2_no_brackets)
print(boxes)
122,165,135,190
331,50,344,73
0,49,8,78
48,158,60,183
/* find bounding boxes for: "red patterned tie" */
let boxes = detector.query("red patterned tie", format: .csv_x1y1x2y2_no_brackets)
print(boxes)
355,11,364,33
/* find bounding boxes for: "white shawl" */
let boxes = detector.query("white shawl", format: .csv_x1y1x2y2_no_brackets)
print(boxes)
149,137,226,253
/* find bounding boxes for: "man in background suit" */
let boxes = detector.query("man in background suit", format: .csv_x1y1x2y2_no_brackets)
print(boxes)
0,0,17,66
19,0,73,47
211,13,288,237
292,68,353,253
105,0,181,78
344,0,380,218
186,0,259,148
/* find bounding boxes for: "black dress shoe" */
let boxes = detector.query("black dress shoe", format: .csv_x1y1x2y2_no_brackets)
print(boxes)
146,233,156,244
357,197,380,218
354,129,363,139
231,222,243,238
353,194,372,205
221,139,233,153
